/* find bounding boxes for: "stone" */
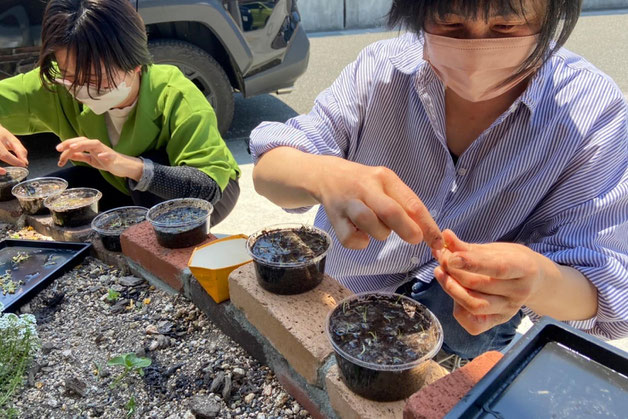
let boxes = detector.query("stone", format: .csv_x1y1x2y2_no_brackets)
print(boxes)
221,374,232,402
228,262,353,384
209,372,225,394
64,377,87,397
190,396,221,418
148,335,170,351
404,351,503,419
146,325,159,335
41,342,56,355
118,276,144,287
244,393,255,404
232,367,245,378
157,320,175,335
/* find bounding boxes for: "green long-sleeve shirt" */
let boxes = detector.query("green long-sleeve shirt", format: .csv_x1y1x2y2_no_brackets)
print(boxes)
0,64,239,194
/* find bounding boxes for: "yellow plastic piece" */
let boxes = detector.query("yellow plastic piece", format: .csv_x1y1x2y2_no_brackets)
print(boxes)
188,234,252,303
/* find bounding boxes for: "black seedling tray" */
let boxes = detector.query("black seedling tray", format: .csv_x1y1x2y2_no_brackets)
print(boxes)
447,317,628,419
0,239,91,313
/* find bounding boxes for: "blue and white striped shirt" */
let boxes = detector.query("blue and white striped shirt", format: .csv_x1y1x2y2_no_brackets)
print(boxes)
250,33,628,340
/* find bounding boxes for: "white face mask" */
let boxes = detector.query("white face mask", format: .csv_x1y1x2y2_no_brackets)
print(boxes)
56,78,132,115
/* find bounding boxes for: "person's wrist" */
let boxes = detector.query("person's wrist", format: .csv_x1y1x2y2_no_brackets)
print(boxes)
120,155,144,181
522,251,557,312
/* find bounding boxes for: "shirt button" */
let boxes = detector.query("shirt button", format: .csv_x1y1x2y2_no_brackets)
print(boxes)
410,256,420,265
429,210,439,218
457,168,468,176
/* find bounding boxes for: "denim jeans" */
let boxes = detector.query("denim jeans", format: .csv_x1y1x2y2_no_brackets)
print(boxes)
396,279,523,360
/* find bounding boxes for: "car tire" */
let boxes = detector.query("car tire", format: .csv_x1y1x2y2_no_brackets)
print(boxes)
148,39,235,135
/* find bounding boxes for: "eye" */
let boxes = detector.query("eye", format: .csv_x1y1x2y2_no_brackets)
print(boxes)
493,24,516,31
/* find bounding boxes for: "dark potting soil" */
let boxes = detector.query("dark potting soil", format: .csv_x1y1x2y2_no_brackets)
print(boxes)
153,207,209,248
251,227,327,265
50,204,98,227
96,210,147,251
0,172,25,201
330,294,439,365
251,227,329,295
329,294,441,401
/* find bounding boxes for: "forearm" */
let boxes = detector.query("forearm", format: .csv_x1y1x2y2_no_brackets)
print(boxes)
253,146,332,208
130,160,222,204
526,256,598,321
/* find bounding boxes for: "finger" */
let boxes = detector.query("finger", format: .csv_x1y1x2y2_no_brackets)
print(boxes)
452,302,496,336
330,210,370,250
0,147,28,167
345,199,391,241
0,167,6,175
434,267,510,316
3,136,28,165
447,248,530,279
61,151,94,166
386,181,442,249
440,262,521,297
56,137,90,151
442,229,471,252
361,194,421,243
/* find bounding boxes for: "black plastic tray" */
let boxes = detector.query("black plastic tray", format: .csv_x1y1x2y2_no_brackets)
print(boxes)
0,239,91,313
447,317,628,419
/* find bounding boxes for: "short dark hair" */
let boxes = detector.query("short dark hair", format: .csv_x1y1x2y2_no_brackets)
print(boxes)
388,0,583,76
38,0,152,92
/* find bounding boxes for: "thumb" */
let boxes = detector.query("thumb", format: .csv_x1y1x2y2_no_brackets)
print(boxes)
443,229,470,252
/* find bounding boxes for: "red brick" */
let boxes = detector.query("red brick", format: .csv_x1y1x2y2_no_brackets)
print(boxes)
121,221,216,291
403,351,503,419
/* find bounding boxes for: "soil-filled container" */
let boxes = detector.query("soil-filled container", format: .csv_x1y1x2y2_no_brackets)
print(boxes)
91,206,148,252
11,177,68,215
246,224,331,295
44,188,102,227
326,293,443,401
0,167,29,201
147,198,213,248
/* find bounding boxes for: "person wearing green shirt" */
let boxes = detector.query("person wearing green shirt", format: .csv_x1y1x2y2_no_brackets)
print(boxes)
0,0,240,226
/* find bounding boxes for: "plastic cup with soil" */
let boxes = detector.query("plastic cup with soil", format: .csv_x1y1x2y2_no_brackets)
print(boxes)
44,187,102,227
246,224,331,295
91,206,148,252
11,177,68,215
326,292,443,401
0,167,29,201
146,198,213,249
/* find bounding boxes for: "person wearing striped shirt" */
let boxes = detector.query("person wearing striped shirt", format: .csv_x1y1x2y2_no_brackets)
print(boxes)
250,0,628,359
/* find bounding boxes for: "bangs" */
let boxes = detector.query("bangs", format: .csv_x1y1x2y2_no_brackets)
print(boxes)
426,0,533,22
38,0,152,94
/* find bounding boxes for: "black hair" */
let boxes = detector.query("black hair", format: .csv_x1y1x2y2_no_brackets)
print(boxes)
38,0,152,93
388,0,582,76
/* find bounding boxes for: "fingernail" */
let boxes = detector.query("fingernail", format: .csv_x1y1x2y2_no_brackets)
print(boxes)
450,256,465,269
433,237,444,250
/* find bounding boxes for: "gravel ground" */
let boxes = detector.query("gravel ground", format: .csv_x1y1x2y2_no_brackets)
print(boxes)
4,224,310,418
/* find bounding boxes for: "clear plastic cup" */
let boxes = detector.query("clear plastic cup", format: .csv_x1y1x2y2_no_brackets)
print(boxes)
147,198,213,248
246,223,331,295
0,167,29,201
11,177,68,215
326,292,443,401
44,187,102,227
91,206,148,252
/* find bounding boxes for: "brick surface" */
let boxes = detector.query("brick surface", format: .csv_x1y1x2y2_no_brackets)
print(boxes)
229,262,354,384
121,221,216,292
0,199,22,224
26,214,95,242
404,351,504,419
326,362,448,419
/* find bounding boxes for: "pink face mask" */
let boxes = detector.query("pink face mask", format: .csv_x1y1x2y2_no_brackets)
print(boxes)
423,32,539,102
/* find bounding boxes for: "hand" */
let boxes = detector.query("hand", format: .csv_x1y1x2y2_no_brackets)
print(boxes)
56,137,143,181
0,125,28,174
313,158,443,250
433,230,544,335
